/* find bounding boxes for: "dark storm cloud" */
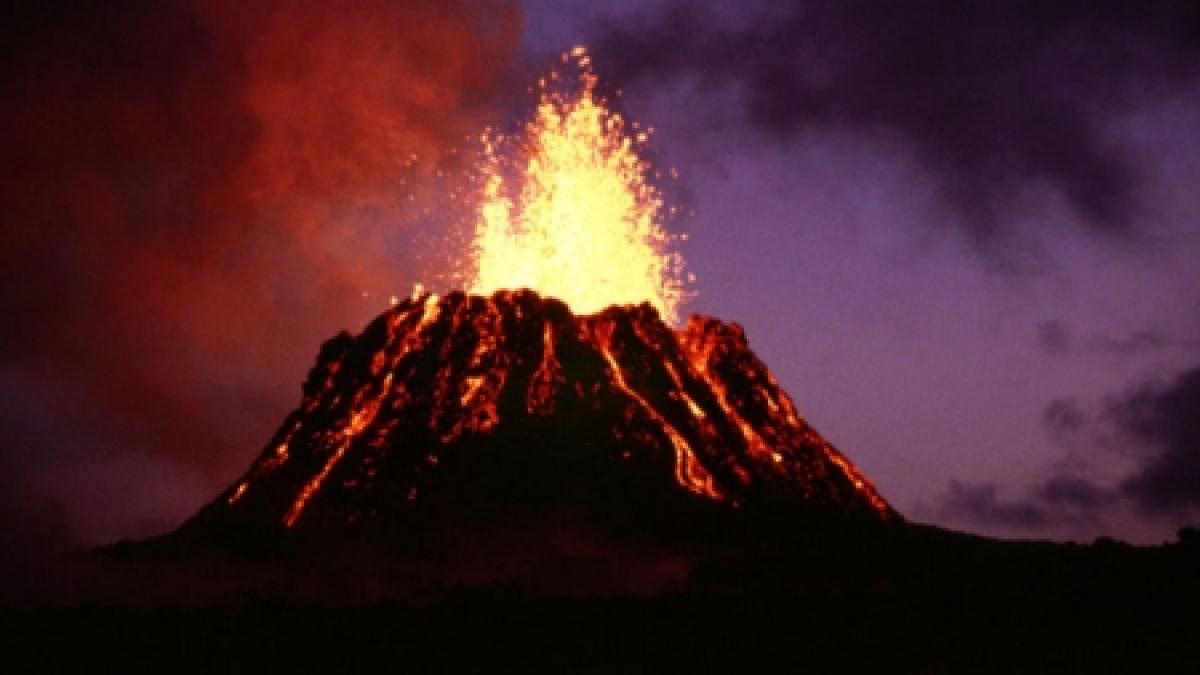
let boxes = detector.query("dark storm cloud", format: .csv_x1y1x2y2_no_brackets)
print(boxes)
1089,330,1200,356
1043,398,1087,438
1034,474,1116,511
1105,365,1200,515
1038,321,1073,355
929,472,1117,533
0,0,519,550
1094,331,1174,356
934,480,1047,530
1035,321,1199,359
593,0,1200,251
930,395,1123,532
1001,361,1200,533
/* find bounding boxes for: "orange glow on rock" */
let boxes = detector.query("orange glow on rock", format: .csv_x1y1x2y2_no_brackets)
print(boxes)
284,295,441,528
582,317,723,500
526,320,562,414
685,332,780,469
211,292,895,535
227,481,249,505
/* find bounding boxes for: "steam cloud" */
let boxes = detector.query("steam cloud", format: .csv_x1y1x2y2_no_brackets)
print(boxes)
926,364,1200,538
1106,365,1200,515
592,0,1200,253
0,0,520,559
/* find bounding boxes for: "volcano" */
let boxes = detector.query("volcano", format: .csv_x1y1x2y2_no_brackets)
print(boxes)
169,290,894,560
124,50,900,592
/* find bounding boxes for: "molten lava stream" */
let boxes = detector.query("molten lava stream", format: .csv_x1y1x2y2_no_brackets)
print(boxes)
282,295,441,528
683,335,784,469
585,319,722,500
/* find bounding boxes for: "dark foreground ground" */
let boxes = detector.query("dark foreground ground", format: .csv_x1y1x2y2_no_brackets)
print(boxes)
5,522,1199,674
5,585,1198,674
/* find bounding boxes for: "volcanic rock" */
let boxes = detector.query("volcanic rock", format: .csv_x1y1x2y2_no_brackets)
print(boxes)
160,290,895,587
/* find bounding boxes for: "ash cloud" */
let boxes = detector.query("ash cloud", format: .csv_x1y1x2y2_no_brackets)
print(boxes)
1033,474,1117,511
925,397,1126,536
1105,365,1200,515
0,0,520,555
926,472,1118,537
592,0,1200,253
1090,330,1200,357
937,365,1200,538
1043,398,1087,439
1037,321,1073,355
1033,319,1200,359
933,480,1048,530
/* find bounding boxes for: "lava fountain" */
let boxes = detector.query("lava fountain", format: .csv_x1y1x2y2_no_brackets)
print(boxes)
467,46,690,324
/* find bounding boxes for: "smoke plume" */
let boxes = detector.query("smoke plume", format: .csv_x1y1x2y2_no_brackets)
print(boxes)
592,0,1200,253
0,0,520,553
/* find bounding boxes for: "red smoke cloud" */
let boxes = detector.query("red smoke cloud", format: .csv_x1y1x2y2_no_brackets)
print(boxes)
0,0,520,550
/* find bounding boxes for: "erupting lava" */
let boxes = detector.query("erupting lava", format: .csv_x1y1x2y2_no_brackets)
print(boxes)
468,47,689,324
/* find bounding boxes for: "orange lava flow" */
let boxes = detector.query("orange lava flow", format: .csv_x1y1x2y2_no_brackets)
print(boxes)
284,378,390,528
526,320,562,413
256,421,303,476
226,481,249,505
283,441,351,528
467,46,689,324
460,375,486,406
283,295,441,528
760,367,892,515
439,298,507,443
586,319,722,500
825,445,892,515
685,339,783,467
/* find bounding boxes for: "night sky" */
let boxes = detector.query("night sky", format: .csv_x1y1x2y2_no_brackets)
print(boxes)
3,0,1199,568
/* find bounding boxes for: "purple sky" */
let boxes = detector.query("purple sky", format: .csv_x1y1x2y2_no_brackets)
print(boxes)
2,1,1198,560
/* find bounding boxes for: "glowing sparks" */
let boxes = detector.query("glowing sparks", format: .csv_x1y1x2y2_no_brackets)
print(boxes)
467,46,689,324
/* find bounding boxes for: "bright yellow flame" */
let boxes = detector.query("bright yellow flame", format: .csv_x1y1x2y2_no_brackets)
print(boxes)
468,47,689,324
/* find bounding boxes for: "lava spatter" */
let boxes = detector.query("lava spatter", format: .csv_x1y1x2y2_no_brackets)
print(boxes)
467,47,690,324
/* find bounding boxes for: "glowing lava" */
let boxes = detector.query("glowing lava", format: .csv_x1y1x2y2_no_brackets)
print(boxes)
468,46,689,324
